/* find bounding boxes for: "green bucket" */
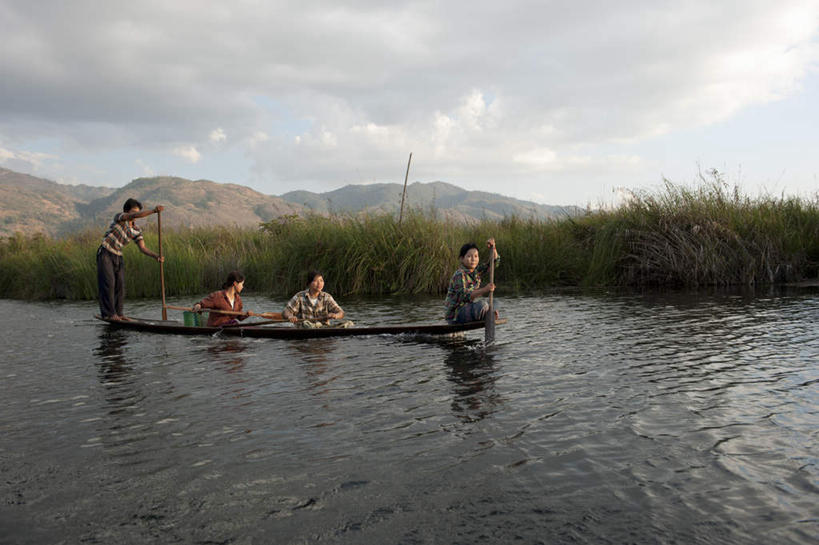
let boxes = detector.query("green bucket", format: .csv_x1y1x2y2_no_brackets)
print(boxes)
183,311,203,327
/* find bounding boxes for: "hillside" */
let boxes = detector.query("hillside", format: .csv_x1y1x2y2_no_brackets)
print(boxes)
281,181,581,221
79,176,304,230
0,168,117,237
0,169,303,237
0,167,582,237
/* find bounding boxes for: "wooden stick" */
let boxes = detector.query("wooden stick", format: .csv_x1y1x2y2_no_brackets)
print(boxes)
164,304,283,320
221,319,283,328
398,152,412,225
157,209,167,320
485,240,496,343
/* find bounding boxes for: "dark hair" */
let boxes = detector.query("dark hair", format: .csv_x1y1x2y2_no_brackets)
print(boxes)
221,270,245,290
306,270,323,285
123,198,142,212
459,242,479,258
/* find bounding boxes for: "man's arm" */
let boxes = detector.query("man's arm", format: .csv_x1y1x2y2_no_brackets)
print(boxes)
136,240,164,262
121,205,164,222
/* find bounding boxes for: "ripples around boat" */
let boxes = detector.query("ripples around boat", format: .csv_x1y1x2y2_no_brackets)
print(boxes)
0,291,817,544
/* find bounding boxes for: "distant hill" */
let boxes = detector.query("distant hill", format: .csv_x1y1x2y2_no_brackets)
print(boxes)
0,168,117,237
0,167,582,237
282,181,582,221
0,169,302,237
78,176,303,231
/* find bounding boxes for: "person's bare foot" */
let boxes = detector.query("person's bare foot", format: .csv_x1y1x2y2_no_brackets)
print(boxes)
108,314,122,321
119,315,133,321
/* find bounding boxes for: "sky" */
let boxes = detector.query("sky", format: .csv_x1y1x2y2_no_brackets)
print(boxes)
1,0,818,206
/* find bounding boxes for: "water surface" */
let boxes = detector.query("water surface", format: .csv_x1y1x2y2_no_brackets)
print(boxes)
0,291,817,544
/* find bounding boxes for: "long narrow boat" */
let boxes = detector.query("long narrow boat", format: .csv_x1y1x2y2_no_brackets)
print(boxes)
95,315,504,340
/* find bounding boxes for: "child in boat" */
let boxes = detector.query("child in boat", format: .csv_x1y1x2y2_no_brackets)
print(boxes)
283,270,347,328
192,270,249,327
97,198,164,321
445,238,499,324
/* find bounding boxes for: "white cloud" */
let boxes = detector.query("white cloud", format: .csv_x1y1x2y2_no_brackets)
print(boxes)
513,148,558,167
248,131,270,148
0,146,57,171
172,145,201,163
136,158,155,176
209,128,226,143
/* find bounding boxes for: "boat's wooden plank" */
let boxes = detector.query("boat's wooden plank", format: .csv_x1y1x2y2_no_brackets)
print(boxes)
95,316,505,339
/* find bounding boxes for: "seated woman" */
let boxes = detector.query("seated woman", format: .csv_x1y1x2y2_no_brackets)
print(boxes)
445,238,500,324
192,270,249,327
283,270,346,328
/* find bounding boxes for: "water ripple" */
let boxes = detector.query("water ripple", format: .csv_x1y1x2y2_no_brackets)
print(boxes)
1,292,817,543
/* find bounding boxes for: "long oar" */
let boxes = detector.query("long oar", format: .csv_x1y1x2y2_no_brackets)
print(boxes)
157,209,168,320
485,241,496,344
164,304,284,320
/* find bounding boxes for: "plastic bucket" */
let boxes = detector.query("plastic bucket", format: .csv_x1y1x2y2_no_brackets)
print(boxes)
183,311,202,327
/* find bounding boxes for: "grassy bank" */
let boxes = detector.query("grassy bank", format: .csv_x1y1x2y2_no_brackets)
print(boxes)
2,178,818,300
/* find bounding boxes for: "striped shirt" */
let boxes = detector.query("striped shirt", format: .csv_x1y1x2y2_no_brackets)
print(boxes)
444,257,499,321
284,290,343,324
100,213,143,256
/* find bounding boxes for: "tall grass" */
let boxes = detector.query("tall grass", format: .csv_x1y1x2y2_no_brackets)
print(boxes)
2,176,818,300
599,175,819,286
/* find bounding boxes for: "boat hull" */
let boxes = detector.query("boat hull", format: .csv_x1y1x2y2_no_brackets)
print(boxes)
95,316,502,339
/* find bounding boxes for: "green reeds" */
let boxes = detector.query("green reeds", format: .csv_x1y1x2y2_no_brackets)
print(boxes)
2,176,818,300
603,175,819,286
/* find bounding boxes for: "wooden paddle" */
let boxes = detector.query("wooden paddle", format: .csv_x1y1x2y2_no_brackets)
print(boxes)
157,209,168,320
164,304,284,321
485,239,496,344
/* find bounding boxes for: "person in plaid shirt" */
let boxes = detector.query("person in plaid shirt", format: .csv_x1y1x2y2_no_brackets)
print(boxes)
283,270,345,327
445,238,499,323
96,198,164,320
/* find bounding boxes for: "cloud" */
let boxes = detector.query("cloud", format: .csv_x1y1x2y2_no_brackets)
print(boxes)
172,145,201,163
136,158,155,176
0,0,816,201
209,128,226,143
0,145,57,172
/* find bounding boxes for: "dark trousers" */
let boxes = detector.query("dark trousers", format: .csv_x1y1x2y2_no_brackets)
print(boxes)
97,247,125,318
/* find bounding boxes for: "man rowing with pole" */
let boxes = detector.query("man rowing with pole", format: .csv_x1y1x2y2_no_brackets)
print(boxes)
97,198,164,321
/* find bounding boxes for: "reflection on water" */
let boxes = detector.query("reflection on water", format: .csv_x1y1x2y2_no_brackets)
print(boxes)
287,339,339,397
206,340,248,372
94,328,131,382
444,342,501,423
0,292,817,544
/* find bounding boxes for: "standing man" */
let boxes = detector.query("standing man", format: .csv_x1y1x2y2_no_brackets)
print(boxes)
97,198,164,320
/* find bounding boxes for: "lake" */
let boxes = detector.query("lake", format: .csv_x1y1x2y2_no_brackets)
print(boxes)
0,291,817,544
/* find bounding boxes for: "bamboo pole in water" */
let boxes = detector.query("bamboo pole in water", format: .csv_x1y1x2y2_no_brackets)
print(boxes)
157,209,168,320
485,240,496,343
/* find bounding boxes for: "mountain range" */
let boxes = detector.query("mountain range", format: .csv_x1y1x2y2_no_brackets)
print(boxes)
0,167,581,237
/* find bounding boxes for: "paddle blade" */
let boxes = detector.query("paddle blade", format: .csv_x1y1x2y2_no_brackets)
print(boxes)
485,310,495,343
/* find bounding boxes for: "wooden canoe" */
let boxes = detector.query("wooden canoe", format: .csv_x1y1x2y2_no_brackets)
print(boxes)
95,315,505,339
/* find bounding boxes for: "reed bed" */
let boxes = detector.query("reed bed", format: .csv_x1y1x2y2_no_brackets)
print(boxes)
2,177,818,300
598,177,819,286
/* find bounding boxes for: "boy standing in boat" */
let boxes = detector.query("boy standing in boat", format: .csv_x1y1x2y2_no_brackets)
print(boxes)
445,238,499,323
97,198,164,320
283,270,346,328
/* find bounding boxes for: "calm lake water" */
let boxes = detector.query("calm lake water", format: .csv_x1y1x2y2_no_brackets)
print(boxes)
1,291,817,544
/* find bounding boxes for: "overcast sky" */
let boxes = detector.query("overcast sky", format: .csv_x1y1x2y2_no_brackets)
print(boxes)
1,0,817,205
